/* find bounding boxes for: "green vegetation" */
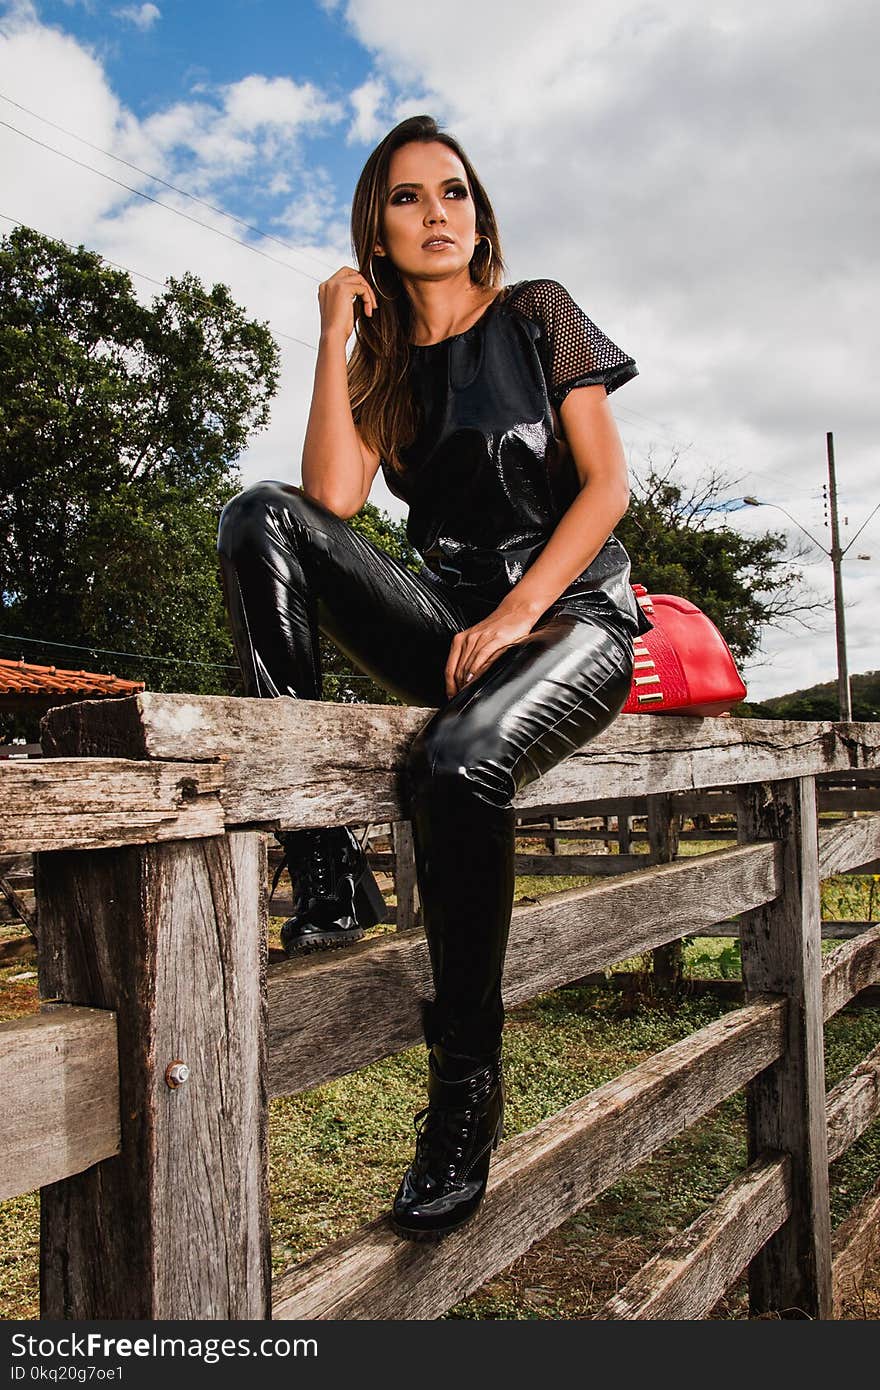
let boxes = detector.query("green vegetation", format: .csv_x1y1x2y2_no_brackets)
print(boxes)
1,842,877,1321
0,226,279,730
743,670,880,722
614,461,814,664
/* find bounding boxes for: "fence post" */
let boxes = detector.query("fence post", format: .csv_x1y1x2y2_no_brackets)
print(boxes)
392,820,420,930
616,804,632,855
648,793,682,988
736,776,832,1318
36,831,270,1319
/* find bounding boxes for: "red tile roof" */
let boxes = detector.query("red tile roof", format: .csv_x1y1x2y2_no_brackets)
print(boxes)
0,656,144,699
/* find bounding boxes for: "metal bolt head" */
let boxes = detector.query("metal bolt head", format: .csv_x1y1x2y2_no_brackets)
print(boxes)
165,1060,190,1089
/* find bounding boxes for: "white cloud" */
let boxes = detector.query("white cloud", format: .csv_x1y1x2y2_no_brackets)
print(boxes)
1,1,39,28
131,75,345,190
346,75,391,145
1,0,877,700
222,74,335,132
0,3,348,582
326,0,880,700
273,166,338,240
114,4,160,31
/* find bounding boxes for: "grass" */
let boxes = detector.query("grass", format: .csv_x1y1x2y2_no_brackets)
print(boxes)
1,826,878,1320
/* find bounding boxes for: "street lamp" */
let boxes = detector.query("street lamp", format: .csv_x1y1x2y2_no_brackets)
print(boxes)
743,434,878,721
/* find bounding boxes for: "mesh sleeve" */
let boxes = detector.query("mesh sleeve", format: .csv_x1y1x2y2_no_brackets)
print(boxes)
510,278,638,405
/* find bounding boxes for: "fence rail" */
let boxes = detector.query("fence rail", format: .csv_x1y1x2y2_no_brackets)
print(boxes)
0,692,878,1319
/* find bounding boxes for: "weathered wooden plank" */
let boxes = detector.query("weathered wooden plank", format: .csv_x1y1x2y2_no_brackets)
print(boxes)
370,845,652,871
511,853,646,875
0,873,36,935
841,858,880,877
0,890,34,922
822,923,880,1020
517,781,880,825
736,779,832,1319
831,1172,880,1317
512,827,739,843
826,1042,880,1164
268,839,780,1097
692,920,875,940
648,794,682,989
391,820,419,932
0,937,35,964
817,813,880,879
0,758,225,853
599,1153,792,1320
41,693,880,828
820,791,880,811
600,1028,880,1322
0,1006,119,1200
469,811,871,872
37,831,269,1320
272,998,786,1320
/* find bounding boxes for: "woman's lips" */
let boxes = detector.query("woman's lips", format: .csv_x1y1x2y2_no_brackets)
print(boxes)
423,240,454,250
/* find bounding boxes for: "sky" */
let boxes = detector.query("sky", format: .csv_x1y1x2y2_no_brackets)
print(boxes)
0,0,877,701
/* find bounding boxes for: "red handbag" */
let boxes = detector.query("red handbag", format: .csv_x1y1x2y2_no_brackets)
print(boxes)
622,585,747,716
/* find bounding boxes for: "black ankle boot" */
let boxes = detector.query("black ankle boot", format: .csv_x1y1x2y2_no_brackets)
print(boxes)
273,826,386,956
391,1046,504,1241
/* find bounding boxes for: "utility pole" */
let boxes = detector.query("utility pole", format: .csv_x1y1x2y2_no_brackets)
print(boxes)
825,431,852,721
745,438,878,723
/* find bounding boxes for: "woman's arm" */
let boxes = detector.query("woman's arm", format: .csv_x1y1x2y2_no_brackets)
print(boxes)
301,267,380,517
493,383,630,622
301,331,373,516
443,383,630,699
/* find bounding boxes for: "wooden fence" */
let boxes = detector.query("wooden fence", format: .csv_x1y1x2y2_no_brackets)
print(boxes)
1,692,879,1319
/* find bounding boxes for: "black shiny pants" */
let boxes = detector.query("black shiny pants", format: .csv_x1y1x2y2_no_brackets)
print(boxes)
216,480,634,1058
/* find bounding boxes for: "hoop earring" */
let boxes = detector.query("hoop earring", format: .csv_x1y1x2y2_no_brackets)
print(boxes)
477,234,494,273
369,254,398,300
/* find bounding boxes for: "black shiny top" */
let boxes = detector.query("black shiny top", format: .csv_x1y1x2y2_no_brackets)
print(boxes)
380,278,650,637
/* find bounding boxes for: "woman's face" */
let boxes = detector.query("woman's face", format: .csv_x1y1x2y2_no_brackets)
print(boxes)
376,140,480,283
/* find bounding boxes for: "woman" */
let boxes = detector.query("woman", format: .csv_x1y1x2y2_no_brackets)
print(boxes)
216,114,650,1242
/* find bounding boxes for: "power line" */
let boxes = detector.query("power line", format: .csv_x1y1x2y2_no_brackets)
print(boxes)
5,202,836,517
0,90,339,278
614,408,824,497
614,405,686,448
0,212,317,351
2,97,858,505
0,115,833,504
0,631,389,683
0,116,325,282
0,630,238,671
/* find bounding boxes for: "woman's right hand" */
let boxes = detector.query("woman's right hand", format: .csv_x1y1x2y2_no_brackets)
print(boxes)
318,266,378,342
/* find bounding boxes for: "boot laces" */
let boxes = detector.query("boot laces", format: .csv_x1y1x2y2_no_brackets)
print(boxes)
274,828,341,903
299,829,335,900
412,1105,474,1180
411,1065,496,1181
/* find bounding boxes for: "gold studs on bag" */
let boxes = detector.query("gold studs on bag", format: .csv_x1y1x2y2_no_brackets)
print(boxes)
632,638,664,704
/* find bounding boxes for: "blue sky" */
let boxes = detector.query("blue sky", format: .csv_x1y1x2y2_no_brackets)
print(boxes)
24,1,380,237
1,0,878,698
41,1,365,110
38,2,370,189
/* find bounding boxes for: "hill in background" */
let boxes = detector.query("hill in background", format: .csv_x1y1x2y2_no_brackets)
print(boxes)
737,670,880,721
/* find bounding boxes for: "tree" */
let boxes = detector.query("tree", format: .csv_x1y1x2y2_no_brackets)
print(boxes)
615,454,826,663
0,225,280,709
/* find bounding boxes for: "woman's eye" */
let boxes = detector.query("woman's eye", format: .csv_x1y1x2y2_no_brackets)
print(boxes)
391,187,468,204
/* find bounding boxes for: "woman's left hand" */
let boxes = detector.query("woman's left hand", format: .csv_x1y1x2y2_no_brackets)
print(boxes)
445,607,539,700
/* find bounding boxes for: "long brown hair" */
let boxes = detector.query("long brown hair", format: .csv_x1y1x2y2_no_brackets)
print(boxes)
348,114,507,477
